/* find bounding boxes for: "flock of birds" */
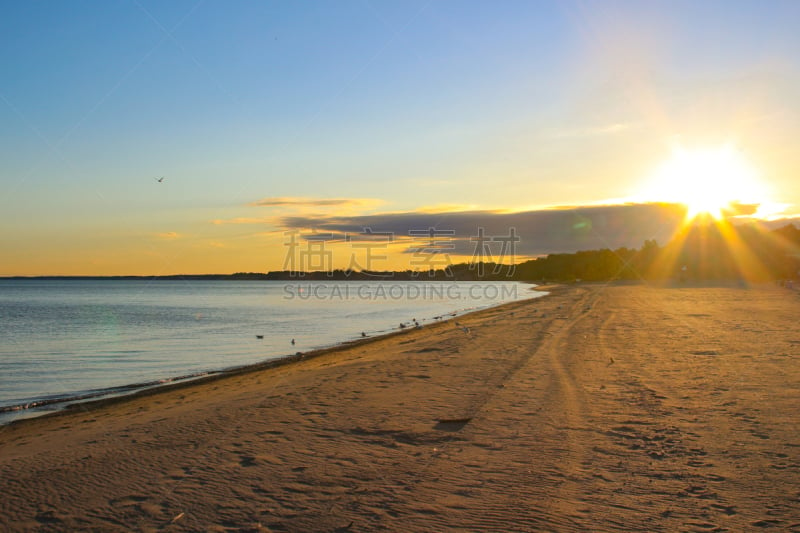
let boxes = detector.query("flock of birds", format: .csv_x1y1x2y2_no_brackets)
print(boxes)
252,311,474,349
252,316,427,347
250,303,589,354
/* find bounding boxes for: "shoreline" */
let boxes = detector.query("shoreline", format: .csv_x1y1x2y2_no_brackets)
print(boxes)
1,283,551,427
2,321,426,428
3,283,797,531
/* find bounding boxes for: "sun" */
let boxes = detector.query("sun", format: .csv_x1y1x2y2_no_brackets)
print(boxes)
638,145,767,221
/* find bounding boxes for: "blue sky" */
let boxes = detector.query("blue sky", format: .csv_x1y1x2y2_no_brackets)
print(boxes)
2,1,799,274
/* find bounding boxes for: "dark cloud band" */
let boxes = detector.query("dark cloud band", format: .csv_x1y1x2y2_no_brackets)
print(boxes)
278,203,689,256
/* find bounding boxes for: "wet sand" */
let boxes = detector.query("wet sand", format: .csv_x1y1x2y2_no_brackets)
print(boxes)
1,284,799,532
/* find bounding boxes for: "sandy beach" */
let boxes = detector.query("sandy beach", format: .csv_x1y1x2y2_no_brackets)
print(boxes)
1,284,799,532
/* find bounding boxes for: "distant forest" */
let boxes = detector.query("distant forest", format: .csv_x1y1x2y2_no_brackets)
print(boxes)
511,222,800,282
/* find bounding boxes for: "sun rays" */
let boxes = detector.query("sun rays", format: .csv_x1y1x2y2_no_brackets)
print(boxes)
631,144,796,282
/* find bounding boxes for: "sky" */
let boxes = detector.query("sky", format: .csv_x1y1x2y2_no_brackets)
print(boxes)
2,0,799,275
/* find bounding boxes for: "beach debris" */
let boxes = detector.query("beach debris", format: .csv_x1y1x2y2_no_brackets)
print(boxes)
399,323,406,329
690,350,720,356
438,417,472,424
170,512,185,523
256,335,264,339
608,356,615,365
361,331,367,337
462,326,471,334
434,416,473,432
291,338,295,345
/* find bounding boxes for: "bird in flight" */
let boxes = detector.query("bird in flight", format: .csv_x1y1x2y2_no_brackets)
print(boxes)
155,176,165,183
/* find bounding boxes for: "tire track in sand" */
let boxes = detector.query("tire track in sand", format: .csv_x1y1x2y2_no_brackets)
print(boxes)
393,286,599,531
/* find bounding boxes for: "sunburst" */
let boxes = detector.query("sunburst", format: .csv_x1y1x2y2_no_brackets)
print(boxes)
638,145,767,221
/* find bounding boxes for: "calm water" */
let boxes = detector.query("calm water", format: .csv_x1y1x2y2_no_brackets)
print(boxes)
0,279,543,423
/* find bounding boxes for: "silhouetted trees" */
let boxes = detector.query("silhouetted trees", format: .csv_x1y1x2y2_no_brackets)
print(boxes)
511,222,800,283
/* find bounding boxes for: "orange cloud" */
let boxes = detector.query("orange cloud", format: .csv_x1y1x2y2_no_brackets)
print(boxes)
250,197,384,209
213,197,386,226
212,217,271,225
155,232,181,239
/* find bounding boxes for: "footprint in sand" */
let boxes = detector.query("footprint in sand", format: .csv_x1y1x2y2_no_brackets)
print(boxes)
710,503,737,516
751,519,784,528
35,510,65,524
685,521,723,530
749,429,771,440
683,485,718,499
238,455,258,467
110,495,149,507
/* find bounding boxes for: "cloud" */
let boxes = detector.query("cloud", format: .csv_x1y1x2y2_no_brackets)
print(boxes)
212,217,271,225
413,203,481,213
760,216,800,230
723,202,759,217
275,203,688,257
213,197,387,226
250,197,384,208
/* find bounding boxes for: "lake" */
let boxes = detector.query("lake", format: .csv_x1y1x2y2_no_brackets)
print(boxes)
0,279,544,423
